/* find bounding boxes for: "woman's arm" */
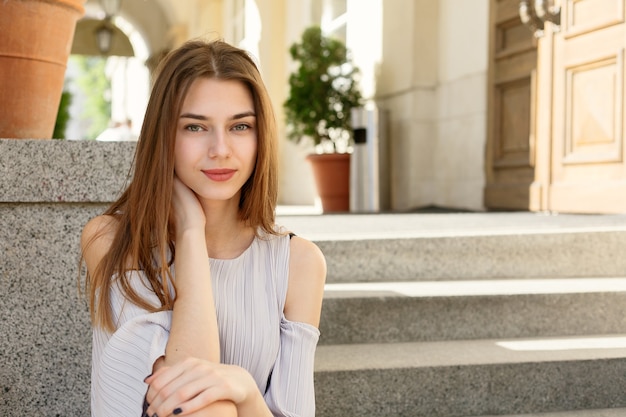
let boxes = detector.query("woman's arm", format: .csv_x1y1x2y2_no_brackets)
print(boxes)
82,216,171,416
163,176,220,364
260,235,326,416
284,236,327,327
165,227,220,364
81,214,116,275
146,177,236,416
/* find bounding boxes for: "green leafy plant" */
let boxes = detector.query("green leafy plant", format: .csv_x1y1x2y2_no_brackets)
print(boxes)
284,26,363,153
53,90,72,139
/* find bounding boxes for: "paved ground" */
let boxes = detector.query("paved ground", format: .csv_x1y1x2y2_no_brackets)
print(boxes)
276,208,626,241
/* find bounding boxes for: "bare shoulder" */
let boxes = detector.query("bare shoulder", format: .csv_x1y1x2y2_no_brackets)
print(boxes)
81,215,118,274
288,235,326,271
284,235,327,327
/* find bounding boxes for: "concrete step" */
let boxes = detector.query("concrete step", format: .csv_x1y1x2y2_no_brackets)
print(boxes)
277,213,626,283
283,213,626,416
471,408,626,417
319,278,626,345
314,335,626,417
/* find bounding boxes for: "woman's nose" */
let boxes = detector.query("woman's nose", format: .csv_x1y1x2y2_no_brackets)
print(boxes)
208,129,232,158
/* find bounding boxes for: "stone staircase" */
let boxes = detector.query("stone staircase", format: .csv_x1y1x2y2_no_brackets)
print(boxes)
3,140,626,416
278,213,626,417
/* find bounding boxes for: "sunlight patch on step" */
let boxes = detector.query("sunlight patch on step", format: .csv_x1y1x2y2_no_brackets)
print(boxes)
324,278,626,297
497,336,626,351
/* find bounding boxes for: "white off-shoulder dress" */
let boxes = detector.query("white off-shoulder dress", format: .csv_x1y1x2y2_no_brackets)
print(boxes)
91,232,320,417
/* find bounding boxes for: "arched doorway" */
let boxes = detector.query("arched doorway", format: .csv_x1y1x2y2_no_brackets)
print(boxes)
65,0,167,140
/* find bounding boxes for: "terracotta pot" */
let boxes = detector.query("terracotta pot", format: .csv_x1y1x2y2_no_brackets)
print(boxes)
0,0,85,139
306,152,350,213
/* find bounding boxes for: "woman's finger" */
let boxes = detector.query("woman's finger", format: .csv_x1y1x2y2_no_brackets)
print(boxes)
145,359,217,415
165,385,227,416
145,363,193,411
148,370,225,416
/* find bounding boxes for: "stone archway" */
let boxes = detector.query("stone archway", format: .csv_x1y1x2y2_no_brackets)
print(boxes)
67,0,173,140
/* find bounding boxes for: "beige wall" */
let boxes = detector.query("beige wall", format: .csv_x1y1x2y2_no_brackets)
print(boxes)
377,0,439,210
369,0,489,211
277,0,319,206
434,0,488,211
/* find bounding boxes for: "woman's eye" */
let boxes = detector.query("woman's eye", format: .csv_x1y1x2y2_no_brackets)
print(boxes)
185,124,203,132
232,123,250,132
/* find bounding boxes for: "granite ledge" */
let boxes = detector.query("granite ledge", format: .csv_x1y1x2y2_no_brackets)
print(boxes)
0,139,135,203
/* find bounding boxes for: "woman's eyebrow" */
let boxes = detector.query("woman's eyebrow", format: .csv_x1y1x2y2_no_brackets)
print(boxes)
232,111,256,120
180,113,207,120
179,111,256,120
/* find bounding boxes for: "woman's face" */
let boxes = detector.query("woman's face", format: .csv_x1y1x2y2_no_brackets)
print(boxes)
174,77,258,205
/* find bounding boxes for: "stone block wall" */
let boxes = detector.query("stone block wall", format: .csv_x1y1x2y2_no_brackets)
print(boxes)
0,139,136,416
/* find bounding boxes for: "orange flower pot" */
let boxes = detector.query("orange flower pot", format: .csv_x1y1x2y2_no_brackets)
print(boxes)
0,0,85,139
306,152,350,213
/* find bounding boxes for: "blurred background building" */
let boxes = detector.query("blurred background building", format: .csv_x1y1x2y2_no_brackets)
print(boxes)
66,0,624,214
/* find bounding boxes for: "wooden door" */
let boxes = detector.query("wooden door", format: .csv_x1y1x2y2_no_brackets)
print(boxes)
485,0,539,210
540,0,626,213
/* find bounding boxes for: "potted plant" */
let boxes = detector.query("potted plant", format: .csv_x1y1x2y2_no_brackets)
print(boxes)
0,0,85,139
284,25,363,212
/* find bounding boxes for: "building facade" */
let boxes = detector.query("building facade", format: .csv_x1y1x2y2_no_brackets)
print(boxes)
76,0,626,213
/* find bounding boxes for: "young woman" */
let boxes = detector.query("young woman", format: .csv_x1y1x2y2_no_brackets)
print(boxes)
81,39,326,417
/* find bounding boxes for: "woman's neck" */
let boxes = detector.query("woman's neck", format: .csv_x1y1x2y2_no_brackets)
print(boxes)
201,200,254,260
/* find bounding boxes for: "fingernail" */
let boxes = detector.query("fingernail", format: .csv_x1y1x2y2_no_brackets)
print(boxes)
143,373,153,383
173,408,182,415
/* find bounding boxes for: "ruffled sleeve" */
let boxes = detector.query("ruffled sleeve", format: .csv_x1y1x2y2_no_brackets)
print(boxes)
91,272,172,417
264,317,320,417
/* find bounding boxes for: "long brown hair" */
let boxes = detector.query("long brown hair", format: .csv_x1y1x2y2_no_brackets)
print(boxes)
84,39,279,332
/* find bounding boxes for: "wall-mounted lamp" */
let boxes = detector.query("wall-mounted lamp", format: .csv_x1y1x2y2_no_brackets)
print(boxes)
519,0,561,38
519,0,544,38
94,0,122,55
95,18,114,54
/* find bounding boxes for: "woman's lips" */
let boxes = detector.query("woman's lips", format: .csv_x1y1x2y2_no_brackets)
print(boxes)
202,169,236,182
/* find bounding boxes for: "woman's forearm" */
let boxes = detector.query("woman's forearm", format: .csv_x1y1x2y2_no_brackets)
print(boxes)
166,228,220,364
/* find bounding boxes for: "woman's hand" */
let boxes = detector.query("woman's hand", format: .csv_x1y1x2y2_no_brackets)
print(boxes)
144,357,259,416
171,175,206,237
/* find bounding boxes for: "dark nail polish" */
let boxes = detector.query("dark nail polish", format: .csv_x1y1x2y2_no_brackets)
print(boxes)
173,408,182,415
